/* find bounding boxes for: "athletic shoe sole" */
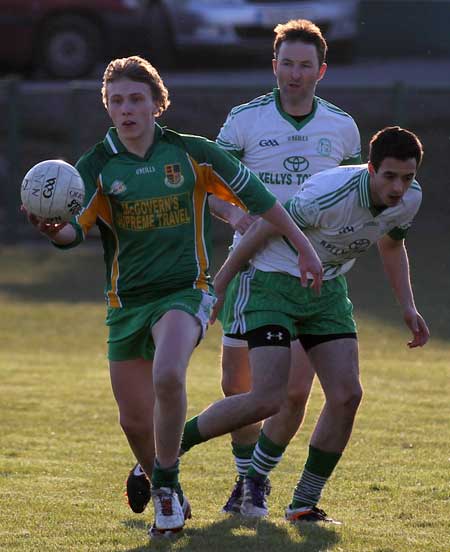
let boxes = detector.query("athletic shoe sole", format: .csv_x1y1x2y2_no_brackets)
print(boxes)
125,464,151,514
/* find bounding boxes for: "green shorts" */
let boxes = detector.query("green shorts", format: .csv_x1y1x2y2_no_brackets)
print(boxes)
221,266,356,338
106,288,216,361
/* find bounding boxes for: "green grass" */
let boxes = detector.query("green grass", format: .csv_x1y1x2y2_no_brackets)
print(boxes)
0,245,449,551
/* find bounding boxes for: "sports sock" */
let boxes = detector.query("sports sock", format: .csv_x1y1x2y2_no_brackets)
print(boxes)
180,416,205,453
151,458,179,489
291,444,342,508
246,431,287,480
232,442,256,478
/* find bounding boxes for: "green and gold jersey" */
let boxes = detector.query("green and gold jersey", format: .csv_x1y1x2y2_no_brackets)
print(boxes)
60,125,276,307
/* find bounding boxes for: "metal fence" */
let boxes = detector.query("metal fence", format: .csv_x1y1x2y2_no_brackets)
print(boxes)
1,77,450,243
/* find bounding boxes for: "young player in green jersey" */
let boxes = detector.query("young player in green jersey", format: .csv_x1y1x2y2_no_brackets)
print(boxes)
127,19,362,516
24,55,322,539
184,126,429,522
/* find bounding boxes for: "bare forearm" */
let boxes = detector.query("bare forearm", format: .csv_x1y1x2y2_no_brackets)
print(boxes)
214,220,273,288
260,202,313,256
378,240,416,310
259,201,322,292
378,237,430,347
208,195,239,223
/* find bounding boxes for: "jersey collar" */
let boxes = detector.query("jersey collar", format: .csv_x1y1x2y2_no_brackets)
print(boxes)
273,88,317,130
103,127,126,155
103,124,164,157
358,167,385,216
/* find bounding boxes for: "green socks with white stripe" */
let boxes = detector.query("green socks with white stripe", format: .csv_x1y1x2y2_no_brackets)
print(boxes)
246,431,287,480
291,445,342,508
232,442,256,478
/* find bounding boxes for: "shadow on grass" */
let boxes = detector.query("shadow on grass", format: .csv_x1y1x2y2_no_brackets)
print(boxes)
121,516,340,551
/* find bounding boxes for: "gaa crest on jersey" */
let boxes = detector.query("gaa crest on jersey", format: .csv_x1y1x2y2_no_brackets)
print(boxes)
317,138,332,157
110,180,127,195
164,164,184,188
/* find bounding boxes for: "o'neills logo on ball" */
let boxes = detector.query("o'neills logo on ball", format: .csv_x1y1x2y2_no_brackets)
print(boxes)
67,199,83,216
164,164,184,188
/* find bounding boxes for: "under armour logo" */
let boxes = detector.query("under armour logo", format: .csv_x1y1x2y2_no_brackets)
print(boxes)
266,331,283,341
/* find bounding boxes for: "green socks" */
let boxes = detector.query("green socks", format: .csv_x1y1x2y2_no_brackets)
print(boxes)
232,441,256,478
291,445,342,508
151,458,179,489
180,415,205,453
246,431,287,480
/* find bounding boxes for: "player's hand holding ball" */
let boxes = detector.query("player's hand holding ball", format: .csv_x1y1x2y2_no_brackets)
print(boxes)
21,159,85,242
21,207,67,239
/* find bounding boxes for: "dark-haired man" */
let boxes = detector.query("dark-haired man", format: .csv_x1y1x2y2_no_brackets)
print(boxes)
190,126,429,522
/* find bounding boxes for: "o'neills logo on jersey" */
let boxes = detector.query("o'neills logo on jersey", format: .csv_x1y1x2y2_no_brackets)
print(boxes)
164,164,184,188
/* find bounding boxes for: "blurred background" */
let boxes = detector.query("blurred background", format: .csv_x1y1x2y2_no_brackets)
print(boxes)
0,0,449,340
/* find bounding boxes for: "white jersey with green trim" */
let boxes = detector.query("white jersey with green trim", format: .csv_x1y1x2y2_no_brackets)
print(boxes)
252,164,422,280
216,88,361,207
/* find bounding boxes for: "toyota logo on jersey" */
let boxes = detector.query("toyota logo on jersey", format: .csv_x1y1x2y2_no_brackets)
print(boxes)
283,156,310,172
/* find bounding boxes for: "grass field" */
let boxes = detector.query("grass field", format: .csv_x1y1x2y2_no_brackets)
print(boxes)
0,245,449,552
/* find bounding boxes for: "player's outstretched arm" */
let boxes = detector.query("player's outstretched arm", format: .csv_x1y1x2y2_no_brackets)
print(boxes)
377,234,430,348
260,202,323,293
208,195,258,235
211,217,275,323
211,201,323,323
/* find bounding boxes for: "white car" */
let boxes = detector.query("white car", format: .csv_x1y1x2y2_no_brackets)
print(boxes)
147,0,360,66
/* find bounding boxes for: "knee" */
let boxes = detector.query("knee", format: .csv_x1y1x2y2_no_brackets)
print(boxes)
348,381,363,409
328,382,363,413
153,364,185,400
286,386,311,413
119,414,152,439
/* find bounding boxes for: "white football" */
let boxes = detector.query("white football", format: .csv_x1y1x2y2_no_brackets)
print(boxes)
21,159,85,223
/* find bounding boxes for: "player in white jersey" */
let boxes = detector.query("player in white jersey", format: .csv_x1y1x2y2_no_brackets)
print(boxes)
216,72,360,210
210,19,361,514
250,164,421,282
206,126,429,522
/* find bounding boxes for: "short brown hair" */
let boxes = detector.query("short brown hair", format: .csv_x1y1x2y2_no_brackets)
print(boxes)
273,19,327,66
369,127,424,171
101,56,170,116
